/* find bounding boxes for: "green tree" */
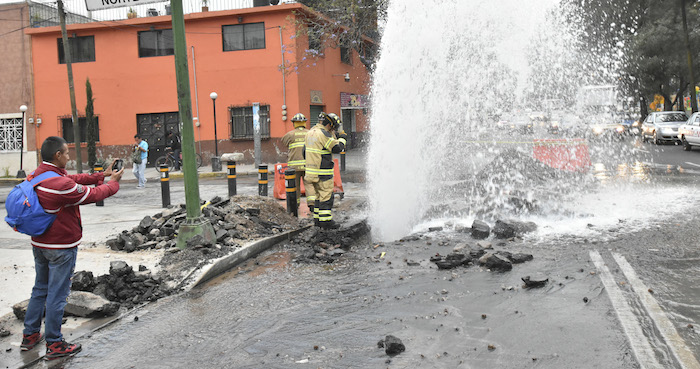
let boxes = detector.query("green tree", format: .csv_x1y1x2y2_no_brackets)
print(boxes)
85,78,98,169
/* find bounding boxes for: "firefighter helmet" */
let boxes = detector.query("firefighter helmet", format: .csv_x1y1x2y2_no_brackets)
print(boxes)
321,112,341,131
291,113,307,127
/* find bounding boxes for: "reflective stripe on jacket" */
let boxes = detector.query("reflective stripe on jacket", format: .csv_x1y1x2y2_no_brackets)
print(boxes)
304,123,345,181
281,127,309,170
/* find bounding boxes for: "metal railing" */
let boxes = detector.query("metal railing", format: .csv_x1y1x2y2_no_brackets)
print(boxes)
29,0,295,26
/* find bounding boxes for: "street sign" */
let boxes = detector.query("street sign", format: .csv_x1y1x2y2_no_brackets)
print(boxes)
85,0,167,11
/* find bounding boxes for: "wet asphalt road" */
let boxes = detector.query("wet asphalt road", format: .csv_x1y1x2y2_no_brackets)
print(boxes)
22,136,700,369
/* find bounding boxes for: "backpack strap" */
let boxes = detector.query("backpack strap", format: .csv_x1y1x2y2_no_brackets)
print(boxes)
27,171,61,187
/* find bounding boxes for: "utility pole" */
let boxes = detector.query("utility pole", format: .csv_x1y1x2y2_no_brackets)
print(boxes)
681,0,698,113
57,0,83,172
170,0,215,248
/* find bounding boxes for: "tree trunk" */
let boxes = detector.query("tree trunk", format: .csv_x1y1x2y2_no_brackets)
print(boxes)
681,0,698,113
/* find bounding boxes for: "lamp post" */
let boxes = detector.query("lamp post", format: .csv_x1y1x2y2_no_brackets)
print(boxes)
210,92,218,157
209,92,222,172
17,105,27,178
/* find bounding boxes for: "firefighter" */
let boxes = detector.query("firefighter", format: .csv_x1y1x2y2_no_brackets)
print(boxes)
281,113,309,210
304,112,347,229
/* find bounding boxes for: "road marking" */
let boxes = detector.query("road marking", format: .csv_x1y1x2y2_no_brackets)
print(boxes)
612,253,700,369
684,162,700,168
589,250,662,369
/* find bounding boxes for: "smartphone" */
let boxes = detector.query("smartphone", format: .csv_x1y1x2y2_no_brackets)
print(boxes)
112,159,123,172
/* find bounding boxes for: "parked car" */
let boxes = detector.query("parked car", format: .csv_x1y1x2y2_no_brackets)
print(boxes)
678,112,700,151
641,111,688,144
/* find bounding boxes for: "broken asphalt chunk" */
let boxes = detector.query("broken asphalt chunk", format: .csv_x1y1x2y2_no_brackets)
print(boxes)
521,276,548,288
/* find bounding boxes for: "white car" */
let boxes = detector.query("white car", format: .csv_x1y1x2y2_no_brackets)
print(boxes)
641,111,688,144
679,112,700,151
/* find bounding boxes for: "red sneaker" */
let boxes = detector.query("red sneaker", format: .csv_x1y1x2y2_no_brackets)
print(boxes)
20,332,43,351
45,340,82,360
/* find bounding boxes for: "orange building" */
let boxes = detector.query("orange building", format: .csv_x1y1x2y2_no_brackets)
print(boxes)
26,3,370,167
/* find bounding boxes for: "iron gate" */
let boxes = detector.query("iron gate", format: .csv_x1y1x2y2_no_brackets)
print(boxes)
136,112,179,167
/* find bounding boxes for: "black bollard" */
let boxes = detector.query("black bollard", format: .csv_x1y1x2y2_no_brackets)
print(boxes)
95,163,104,207
285,168,298,217
258,165,268,197
227,161,237,197
340,151,346,172
160,164,170,208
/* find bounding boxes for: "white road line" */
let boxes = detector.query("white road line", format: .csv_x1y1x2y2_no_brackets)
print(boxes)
612,253,700,369
589,250,662,369
684,162,700,168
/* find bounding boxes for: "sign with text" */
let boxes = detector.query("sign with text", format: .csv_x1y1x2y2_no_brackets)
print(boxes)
85,0,167,11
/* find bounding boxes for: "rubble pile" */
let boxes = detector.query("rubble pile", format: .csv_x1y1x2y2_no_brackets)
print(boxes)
71,261,175,310
106,195,301,254
290,220,370,263
73,195,304,310
430,247,534,272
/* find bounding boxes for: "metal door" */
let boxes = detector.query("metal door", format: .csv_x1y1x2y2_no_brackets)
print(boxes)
136,112,179,166
309,105,324,127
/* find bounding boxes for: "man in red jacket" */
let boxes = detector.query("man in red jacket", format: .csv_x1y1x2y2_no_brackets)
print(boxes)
21,136,124,360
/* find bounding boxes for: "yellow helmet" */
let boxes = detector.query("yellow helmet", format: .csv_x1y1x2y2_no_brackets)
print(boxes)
291,113,307,127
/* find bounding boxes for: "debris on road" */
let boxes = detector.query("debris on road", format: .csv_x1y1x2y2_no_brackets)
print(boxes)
521,276,549,288
378,335,406,356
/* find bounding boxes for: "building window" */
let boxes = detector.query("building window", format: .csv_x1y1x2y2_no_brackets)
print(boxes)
340,46,352,65
138,29,174,57
57,36,95,64
61,116,99,144
229,105,270,139
0,117,23,151
222,23,265,51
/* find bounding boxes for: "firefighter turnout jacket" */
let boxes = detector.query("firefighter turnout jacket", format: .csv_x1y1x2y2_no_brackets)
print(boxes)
281,126,309,170
304,123,346,180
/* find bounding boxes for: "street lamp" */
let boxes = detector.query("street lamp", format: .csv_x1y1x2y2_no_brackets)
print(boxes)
209,92,222,172
17,105,27,178
210,92,218,157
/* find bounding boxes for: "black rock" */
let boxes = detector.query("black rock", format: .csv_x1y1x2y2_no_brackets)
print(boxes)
0,328,10,337
186,234,213,248
72,271,95,292
138,265,148,272
245,208,261,216
138,216,154,233
493,220,538,239
479,253,513,272
384,335,405,356
522,276,548,288
428,226,443,232
120,234,136,252
215,229,229,242
106,238,121,251
471,220,490,239
510,253,534,264
160,224,176,237
109,261,132,277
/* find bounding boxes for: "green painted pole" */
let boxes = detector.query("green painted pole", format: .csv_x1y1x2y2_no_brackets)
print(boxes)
170,0,215,248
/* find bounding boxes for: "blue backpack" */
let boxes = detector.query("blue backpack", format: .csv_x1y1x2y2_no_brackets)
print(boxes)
4,171,61,236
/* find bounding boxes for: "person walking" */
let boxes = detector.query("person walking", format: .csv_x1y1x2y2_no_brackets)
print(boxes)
281,113,309,212
21,136,124,360
133,134,148,188
166,131,181,171
304,112,346,229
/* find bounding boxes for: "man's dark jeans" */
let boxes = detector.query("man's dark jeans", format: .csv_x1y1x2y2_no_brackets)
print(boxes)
23,247,77,343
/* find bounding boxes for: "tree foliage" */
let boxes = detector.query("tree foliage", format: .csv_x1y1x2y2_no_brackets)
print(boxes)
85,78,98,169
563,0,700,114
293,0,387,68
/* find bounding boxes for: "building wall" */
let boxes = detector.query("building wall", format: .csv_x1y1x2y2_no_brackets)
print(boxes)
0,2,38,173
26,3,370,167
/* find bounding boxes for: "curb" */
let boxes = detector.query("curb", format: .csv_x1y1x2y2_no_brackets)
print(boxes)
187,225,312,288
